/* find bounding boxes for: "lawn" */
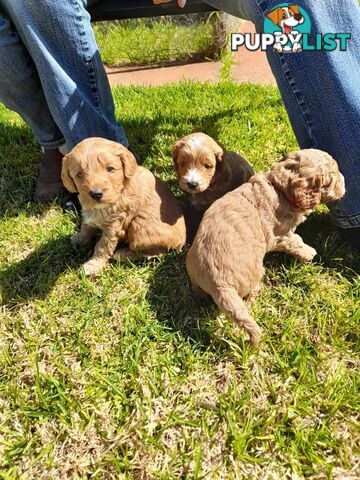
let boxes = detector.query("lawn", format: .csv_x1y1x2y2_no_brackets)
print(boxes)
93,17,216,67
0,82,359,479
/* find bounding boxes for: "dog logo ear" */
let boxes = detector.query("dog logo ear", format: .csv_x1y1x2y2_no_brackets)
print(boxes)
119,148,137,179
291,174,322,210
290,5,300,15
61,155,78,193
267,8,281,26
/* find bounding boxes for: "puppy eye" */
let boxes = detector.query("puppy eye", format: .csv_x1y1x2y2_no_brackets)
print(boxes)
76,172,83,178
282,13,287,18
204,164,213,169
106,166,115,173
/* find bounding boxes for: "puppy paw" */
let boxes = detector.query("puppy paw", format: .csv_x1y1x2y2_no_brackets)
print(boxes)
113,247,136,263
293,42,302,52
273,42,283,52
298,245,317,263
83,259,106,276
249,324,262,346
245,283,262,302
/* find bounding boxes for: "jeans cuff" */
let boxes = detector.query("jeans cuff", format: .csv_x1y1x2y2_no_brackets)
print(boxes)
121,137,129,149
332,212,360,229
39,138,66,150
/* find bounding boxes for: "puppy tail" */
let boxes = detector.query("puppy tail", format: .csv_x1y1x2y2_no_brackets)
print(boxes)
212,287,261,346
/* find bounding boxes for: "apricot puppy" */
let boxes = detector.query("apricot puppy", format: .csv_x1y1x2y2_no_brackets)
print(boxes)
62,137,186,276
186,149,345,345
173,132,254,212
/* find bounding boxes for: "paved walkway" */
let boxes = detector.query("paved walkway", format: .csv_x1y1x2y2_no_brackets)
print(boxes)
106,21,276,87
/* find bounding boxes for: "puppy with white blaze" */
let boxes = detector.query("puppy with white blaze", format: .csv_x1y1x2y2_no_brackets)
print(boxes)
186,149,345,346
173,132,255,212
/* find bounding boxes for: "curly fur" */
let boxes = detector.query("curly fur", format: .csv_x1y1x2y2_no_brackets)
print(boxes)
62,137,186,276
186,149,346,345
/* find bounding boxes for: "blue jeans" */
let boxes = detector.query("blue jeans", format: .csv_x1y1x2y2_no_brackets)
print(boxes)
0,0,128,151
205,0,360,229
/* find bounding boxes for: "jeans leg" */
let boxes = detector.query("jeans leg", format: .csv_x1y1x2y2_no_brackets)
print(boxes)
0,14,64,148
0,0,128,150
205,0,360,229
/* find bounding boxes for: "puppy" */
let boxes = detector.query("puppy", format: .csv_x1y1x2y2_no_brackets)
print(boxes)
186,149,345,345
61,137,186,276
173,133,254,213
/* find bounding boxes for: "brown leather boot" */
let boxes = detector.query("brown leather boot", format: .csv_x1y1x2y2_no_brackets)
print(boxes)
33,148,65,202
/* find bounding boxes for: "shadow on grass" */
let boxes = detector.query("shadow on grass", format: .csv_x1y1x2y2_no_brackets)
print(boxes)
146,212,358,350
296,212,360,276
1,211,357,348
263,213,360,285
146,251,213,346
0,235,89,307
120,109,237,170
146,250,252,354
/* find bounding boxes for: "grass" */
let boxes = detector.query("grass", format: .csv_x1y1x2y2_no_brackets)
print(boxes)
93,17,216,67
0,81,359,479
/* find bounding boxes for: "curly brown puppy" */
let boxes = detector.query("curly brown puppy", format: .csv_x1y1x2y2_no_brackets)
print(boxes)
173,132,254,212
186,149,345,346
62,137,186,276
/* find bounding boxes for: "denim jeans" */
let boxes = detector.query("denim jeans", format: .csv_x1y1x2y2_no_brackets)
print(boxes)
205,0,360,229
0,0,128,151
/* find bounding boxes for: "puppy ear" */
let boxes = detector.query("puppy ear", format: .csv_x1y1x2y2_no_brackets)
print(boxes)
61,155,78,193
172,141,182,166
214,143,224,163
291,174,322,210
267,8,281,25
269,155,322,210
118,148,137,179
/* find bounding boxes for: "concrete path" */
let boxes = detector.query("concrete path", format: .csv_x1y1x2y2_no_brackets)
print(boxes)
232,21,275,85
106,21,276,87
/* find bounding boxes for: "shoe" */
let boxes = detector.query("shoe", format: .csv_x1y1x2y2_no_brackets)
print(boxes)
340,227,360,251
64,193,81,213
33,148,65,202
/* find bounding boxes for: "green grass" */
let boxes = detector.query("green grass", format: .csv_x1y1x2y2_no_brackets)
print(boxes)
0,82,359,479
94,18,216,67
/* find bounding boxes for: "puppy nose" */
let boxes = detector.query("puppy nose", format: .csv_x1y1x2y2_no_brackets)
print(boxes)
294,13,302,21
89,189,103,200
186,180,199,189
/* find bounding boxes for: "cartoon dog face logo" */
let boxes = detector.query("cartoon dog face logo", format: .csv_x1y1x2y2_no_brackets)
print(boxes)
266,5,304,35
